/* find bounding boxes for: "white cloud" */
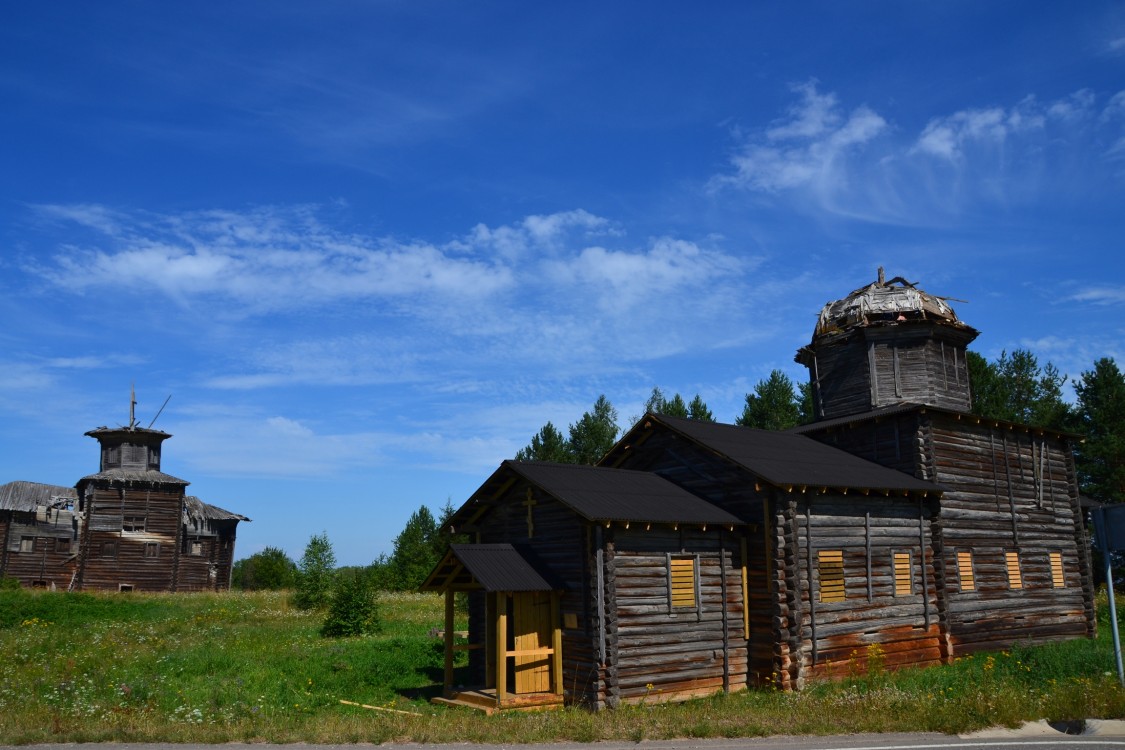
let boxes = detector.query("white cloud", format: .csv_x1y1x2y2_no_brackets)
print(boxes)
716,81,887,194
715,84,1125,225
1067,285,1125,305
912,103,1044,161
29,204,516,311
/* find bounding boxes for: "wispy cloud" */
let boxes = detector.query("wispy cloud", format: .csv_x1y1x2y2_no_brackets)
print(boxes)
713,81,887,194
714,81,1125,225
25,204,774,390
1067,285,1125,305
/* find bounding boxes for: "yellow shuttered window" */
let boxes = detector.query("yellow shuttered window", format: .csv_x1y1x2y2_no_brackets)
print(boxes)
818,550,845,603
894,552,912,596
1005,551,1023,589
1049,552,1065,588
669,555,697,609
957,551,975,592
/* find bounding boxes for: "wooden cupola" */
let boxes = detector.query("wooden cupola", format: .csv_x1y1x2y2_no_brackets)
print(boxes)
796,268,979,421
84,389,171,473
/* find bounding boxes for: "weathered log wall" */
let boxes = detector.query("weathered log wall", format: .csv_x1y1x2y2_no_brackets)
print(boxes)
926,413,1094,652
605,527,747,705
803,327,973,420
77,484,183,592
0,508,77,589
774,493,944,687
802,408,1095,658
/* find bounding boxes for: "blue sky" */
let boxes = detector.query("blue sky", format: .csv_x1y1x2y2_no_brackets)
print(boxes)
2,2,1123,566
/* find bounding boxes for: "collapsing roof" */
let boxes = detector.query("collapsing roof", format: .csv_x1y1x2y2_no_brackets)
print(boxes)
0,481,76,512
813,267,976,338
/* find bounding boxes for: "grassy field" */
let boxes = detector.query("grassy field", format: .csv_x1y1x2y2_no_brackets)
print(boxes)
1,586,1123,744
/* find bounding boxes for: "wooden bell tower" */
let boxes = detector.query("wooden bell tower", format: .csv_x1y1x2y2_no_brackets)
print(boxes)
796,268,980,421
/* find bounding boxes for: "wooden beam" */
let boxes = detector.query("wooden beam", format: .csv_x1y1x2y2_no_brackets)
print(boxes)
496,595,507,703
485,593,496,687
551,592,563,696
443,590,455,696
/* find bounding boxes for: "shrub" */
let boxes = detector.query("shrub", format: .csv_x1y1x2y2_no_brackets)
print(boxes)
320,569,380,637
232,546,297,590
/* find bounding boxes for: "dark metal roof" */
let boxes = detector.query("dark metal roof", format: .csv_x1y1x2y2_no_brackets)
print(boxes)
787,403,927,433
77,468,190,486
790,401,1083,440
0,481,77,512
500,461,743,525
443,543,557,592
634,414,941,494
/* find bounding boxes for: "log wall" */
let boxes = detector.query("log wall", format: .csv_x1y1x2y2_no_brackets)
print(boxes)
802,408,1096,657
802,327,973,420
605,527,747,705
926,413,1095,652
76,484,184,592
774,493,945,687
0,508,77,589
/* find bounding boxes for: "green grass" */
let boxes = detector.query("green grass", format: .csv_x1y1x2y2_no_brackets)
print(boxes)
0,587,1123,744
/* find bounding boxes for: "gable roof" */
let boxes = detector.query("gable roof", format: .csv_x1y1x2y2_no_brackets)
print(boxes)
612,414,941,495
453,460,743,528
421,543,558,592
788,401,1082,440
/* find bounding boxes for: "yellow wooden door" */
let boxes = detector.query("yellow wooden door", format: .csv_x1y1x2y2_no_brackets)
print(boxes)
512,591,552,693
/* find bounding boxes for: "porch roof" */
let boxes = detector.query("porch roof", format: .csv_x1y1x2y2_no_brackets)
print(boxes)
421,543,558,593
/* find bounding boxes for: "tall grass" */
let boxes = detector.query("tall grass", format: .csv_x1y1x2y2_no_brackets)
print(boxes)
0,587,1122,744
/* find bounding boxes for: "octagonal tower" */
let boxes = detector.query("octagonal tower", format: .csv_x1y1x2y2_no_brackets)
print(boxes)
795,268,979,421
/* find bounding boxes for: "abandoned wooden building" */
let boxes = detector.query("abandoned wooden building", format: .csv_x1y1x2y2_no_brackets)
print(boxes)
423,269,1094,712
0,418,247,592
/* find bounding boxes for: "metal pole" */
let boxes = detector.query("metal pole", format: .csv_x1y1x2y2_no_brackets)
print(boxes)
1094,508,1125,688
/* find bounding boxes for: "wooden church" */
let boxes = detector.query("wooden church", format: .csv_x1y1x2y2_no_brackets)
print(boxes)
0,404,247,592
422,270,1094,712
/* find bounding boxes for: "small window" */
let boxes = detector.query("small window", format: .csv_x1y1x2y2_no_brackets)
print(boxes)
118,584,134,592
1049,552,1065,588
190,541,203,556
669,555,697,609
818,550,845,603
1005,551,1023,589
122,516,146,533
144,542,160,559
956,551,975,592
56,538,72,554
31,580,49,589
893,552,913,596
102,541,117,558
19,536,35,553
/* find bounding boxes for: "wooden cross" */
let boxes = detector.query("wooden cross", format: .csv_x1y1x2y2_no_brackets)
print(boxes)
523,488,536,538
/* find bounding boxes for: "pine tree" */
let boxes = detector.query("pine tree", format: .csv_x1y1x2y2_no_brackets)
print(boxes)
688,394,714,422
645,387,710,420
515,421,572,462
737,370,801,430
388,505,440,590
1074,357,1125,505
292,532,337,610
969,349,1071,430
568,395,619,465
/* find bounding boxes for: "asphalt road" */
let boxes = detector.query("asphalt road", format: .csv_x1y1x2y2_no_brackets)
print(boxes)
6,722,1125,750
